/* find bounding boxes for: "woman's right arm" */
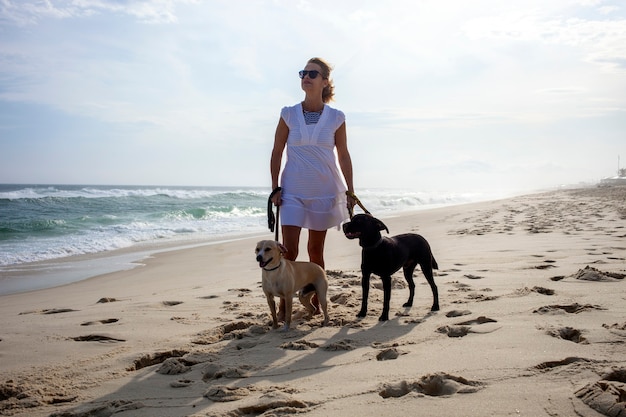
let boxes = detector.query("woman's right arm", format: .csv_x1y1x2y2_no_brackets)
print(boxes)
270,117,289,205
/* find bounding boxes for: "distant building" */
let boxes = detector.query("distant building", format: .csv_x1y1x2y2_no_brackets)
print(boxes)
600,168,626,185
600,158,626,185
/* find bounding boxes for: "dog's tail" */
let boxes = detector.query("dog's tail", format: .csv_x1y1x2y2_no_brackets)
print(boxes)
432,256,439,270
299,284,321,315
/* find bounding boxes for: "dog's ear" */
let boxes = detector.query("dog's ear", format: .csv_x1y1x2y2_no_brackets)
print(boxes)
377,219,390,234
277,242,288,254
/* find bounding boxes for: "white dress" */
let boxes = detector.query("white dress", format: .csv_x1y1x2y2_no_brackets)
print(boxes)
279,103,349,230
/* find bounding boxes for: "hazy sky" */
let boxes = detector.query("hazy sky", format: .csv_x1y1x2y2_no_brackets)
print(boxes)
1,0,624,193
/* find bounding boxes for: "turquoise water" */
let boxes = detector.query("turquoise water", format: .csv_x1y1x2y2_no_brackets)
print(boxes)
0,185,268,266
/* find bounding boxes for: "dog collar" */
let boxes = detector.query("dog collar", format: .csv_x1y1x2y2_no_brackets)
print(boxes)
263,260,282,272
362,237,384,250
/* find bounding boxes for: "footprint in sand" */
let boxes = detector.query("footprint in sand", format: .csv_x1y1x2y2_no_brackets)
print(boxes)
19,308,78,315
437,325,472,338
71,334,125,343
437,316,499,338
513,286,555,296
464,291,498,302
456,316,497,325
170,379,194,388
323,339,357,351
376,347,404,361
192,321,267,345
96,297,118,303
204,389,313,416
229,288,252,298
330,292,358,307
234,390,314,415
534,262,557,270
127,349,189,371
281,339,320,350
198,295,219,300
203,363,253,380
222,300,242,312
448,283,499,303
573,266,625,282
157,358,192,375
448,282,472,292
446,310,472,317
533,303,604,315
47,400,144,415
602,322,626,338
80,318,119,326
545,327,587,344
379,373,484,398
532,286,555,295
534,356,593,371
575,368,626,416
463,274,483,280
550,266,624,282
205,385,254,402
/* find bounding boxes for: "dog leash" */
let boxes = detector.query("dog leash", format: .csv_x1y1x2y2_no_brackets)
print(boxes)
346,191,371,219
267,187,281,241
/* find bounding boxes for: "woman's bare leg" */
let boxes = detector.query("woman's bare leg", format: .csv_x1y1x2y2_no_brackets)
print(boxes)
307,229,327,313
307,229,327,268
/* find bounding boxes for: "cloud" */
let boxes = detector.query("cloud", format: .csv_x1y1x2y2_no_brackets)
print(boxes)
462,8,626,73
0,0,195,26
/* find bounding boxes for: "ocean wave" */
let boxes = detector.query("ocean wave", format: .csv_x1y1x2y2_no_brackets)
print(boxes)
0,185,267,201
355,189,490,213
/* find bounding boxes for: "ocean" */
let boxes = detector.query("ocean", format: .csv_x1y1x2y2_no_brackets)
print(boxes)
0,184,503,295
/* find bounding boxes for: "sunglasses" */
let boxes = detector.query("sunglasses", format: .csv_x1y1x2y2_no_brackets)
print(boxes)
299,70,322,79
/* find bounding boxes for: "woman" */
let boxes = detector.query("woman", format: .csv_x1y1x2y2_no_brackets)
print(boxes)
270,57,356,317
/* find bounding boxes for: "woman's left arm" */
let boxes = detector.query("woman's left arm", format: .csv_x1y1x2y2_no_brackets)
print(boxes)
335,122,354,195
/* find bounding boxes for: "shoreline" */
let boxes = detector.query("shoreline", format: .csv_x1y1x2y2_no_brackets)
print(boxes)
1,186,624,417
0,192,521,297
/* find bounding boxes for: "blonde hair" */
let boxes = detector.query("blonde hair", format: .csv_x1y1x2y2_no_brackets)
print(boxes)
308,57,335,103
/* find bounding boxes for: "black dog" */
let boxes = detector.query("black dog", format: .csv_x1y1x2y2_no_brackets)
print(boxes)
343,214,439,321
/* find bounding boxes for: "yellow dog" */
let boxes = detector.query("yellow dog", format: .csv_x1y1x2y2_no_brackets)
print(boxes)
255,240,330,330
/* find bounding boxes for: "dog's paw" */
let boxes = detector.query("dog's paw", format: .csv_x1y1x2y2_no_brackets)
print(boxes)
378,315,390,321
356,311,367,319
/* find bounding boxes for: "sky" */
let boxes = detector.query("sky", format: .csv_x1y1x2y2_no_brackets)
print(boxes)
0,0,625,194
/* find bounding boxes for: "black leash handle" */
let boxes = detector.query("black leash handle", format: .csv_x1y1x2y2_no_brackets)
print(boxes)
267,187,282,241
346,191,371,219
274,205,280,242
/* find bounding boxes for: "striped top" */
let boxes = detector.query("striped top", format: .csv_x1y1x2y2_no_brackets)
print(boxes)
303,110,322,125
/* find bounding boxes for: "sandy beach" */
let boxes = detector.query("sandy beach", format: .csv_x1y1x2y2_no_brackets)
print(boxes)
1,186,625,417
